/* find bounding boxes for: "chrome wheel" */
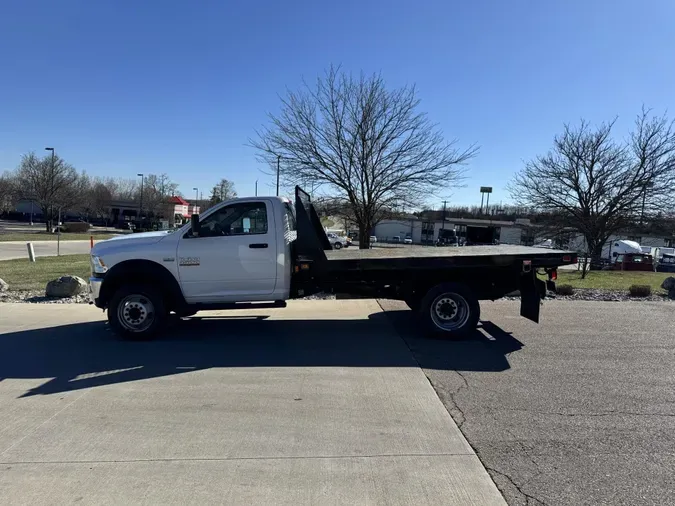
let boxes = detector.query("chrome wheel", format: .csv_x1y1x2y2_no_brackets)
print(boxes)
430,293,470,331
117,294,155,333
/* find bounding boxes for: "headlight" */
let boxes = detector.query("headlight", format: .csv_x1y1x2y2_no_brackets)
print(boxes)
90,255,108,274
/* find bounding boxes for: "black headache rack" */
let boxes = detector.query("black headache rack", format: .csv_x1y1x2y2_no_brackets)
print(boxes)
294,186,331,261
290,186,331,297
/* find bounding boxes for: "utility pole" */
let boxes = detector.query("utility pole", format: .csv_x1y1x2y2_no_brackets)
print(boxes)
255,179,258,196
639,182,651,226
276,155,280,196
137,173,144,220
441,201,447,230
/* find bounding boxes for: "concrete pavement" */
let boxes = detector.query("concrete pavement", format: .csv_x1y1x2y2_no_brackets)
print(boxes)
0,300,504,505
0,240,92,261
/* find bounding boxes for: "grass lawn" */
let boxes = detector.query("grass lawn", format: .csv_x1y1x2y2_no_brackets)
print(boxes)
0,232,122,242
553,270,671,292
0,254,90,292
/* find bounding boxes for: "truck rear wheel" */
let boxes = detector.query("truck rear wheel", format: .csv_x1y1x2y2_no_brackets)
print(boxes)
420,282,480,338
108,284,167,340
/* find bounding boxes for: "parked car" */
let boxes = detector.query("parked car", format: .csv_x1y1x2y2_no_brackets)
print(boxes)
370,235,377,243
404,237,413,244
326,232,349,250
657,253,675,272
392,236,401,243
613,253,654,271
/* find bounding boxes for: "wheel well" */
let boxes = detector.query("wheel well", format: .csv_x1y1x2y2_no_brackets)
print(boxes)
99,260,186,310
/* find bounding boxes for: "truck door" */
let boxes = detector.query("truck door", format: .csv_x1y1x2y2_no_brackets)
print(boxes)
176,200,277,302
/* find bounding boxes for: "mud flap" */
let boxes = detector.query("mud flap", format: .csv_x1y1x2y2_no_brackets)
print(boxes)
520,272,546,323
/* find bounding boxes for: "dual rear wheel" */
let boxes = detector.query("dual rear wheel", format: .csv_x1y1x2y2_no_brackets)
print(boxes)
407,282,480,338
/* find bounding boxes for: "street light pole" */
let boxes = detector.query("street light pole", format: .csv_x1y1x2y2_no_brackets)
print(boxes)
255,179,258,196
137,173,144,221
45,147,55,232
193,187,198,214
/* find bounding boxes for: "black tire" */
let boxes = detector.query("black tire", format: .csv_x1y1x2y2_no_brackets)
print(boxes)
108,284,167,340
333,242,343,250
420,282,480,338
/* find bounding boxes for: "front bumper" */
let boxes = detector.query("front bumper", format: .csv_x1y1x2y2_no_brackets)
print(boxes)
89,276,103,307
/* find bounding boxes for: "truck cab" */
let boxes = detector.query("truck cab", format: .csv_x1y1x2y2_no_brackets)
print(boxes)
90,196,298,335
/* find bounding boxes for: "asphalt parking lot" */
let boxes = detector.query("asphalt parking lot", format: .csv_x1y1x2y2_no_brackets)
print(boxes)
380,299,675,505
0,300,503,505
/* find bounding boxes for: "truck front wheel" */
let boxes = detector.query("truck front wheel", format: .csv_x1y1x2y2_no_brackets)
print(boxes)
420,283,480,338
108,284,167,340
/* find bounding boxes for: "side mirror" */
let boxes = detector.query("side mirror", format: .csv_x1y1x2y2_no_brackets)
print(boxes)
191,214,200,237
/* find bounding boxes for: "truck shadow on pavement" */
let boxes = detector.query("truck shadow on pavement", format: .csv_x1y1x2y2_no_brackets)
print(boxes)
0,311,524,398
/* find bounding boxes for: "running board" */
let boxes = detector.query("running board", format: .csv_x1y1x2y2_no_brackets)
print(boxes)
191,300,287,311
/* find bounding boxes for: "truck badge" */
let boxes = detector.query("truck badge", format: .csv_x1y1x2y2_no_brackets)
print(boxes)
179,257,200,266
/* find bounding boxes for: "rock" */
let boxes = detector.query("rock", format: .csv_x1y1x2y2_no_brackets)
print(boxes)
0,278,8,292
45,276,88,298
661,276,675,291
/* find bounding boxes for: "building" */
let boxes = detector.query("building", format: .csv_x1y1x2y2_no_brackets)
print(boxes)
374,216,674,255
374,216,525,245
12,196,200,228
166,196,199,226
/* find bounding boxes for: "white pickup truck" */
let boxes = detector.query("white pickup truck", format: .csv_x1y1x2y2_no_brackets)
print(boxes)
90,187,575,340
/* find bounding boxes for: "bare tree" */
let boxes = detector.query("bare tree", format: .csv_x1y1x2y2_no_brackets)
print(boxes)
83,178,115,224
509,110,675,276
109,177,139,202
141,173,180,218
251,67,476,248
13,152,82,231
208,178,237,206
0,172,18,215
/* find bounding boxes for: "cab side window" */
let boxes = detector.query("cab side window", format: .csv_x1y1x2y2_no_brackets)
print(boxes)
192,202,268,238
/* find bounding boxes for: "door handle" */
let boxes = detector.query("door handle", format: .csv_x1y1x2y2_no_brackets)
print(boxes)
249,243,268,249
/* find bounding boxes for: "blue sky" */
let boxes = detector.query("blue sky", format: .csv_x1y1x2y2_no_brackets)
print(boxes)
1,0,673,207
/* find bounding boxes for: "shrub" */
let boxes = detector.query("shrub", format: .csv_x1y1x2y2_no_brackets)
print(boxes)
62,222,90,233
556,284,575,296
628,284,651,297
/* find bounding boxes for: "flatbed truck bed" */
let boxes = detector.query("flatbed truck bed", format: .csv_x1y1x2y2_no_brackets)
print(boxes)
291,186,576,336
325,244,573,269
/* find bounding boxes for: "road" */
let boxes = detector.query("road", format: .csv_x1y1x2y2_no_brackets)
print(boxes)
0,300,504,505
380,299,675,505
0,240,91,261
